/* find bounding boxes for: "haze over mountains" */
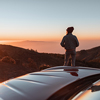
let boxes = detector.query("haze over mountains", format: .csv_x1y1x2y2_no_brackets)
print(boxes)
1,40,100,54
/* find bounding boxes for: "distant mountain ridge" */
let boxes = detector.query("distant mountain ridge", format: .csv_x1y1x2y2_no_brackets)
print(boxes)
4,40,64,54
2,40,100,54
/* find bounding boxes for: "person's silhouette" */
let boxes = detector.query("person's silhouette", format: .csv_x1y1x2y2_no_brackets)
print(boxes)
61,27,79,66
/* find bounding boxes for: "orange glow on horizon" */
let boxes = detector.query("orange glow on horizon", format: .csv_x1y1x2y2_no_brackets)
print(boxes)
0,37,100,43
78,36,100,40
0,30,100,41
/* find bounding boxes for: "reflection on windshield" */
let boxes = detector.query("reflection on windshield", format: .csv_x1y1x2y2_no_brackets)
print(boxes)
72,81,100,100
64,68,79,77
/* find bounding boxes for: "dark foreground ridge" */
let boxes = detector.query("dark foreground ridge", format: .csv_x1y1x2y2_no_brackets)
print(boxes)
0,44,100,82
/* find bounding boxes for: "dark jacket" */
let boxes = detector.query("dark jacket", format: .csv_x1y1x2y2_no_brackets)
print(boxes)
60,33,79,50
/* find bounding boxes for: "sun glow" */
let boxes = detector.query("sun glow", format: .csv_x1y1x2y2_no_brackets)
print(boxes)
0,40,23,44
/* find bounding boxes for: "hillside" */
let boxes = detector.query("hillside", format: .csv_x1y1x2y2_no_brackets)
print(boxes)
0,44,64,82
76,46,100,67
0,44,100,82
0,44,63,66
76,46,100,61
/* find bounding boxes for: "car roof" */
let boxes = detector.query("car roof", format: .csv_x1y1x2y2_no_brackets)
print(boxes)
0,66,100,100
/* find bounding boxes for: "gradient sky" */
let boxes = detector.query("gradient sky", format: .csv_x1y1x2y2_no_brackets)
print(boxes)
0,0,100,41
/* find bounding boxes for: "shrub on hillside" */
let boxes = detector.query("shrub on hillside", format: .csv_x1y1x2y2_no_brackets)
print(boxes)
28,58,37,68
39,64,50,70
22,58,38,71
0,56,16,64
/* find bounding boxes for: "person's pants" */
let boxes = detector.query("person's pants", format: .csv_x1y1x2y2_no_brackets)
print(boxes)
64,50,76,66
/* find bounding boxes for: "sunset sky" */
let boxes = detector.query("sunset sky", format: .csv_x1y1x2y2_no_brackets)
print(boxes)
0,0,100,41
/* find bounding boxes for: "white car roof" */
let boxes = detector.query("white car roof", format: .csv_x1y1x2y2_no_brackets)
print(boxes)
0,66,100,100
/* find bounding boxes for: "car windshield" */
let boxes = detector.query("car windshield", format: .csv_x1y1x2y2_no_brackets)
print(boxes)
47,74,100,100
72,80,100,100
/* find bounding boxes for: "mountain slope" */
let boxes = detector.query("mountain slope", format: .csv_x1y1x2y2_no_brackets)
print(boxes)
0,44,100,82
76,46,100,62
0,44,63,66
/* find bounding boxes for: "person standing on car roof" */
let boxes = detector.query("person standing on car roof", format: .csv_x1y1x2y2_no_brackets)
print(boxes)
60,27,79,66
